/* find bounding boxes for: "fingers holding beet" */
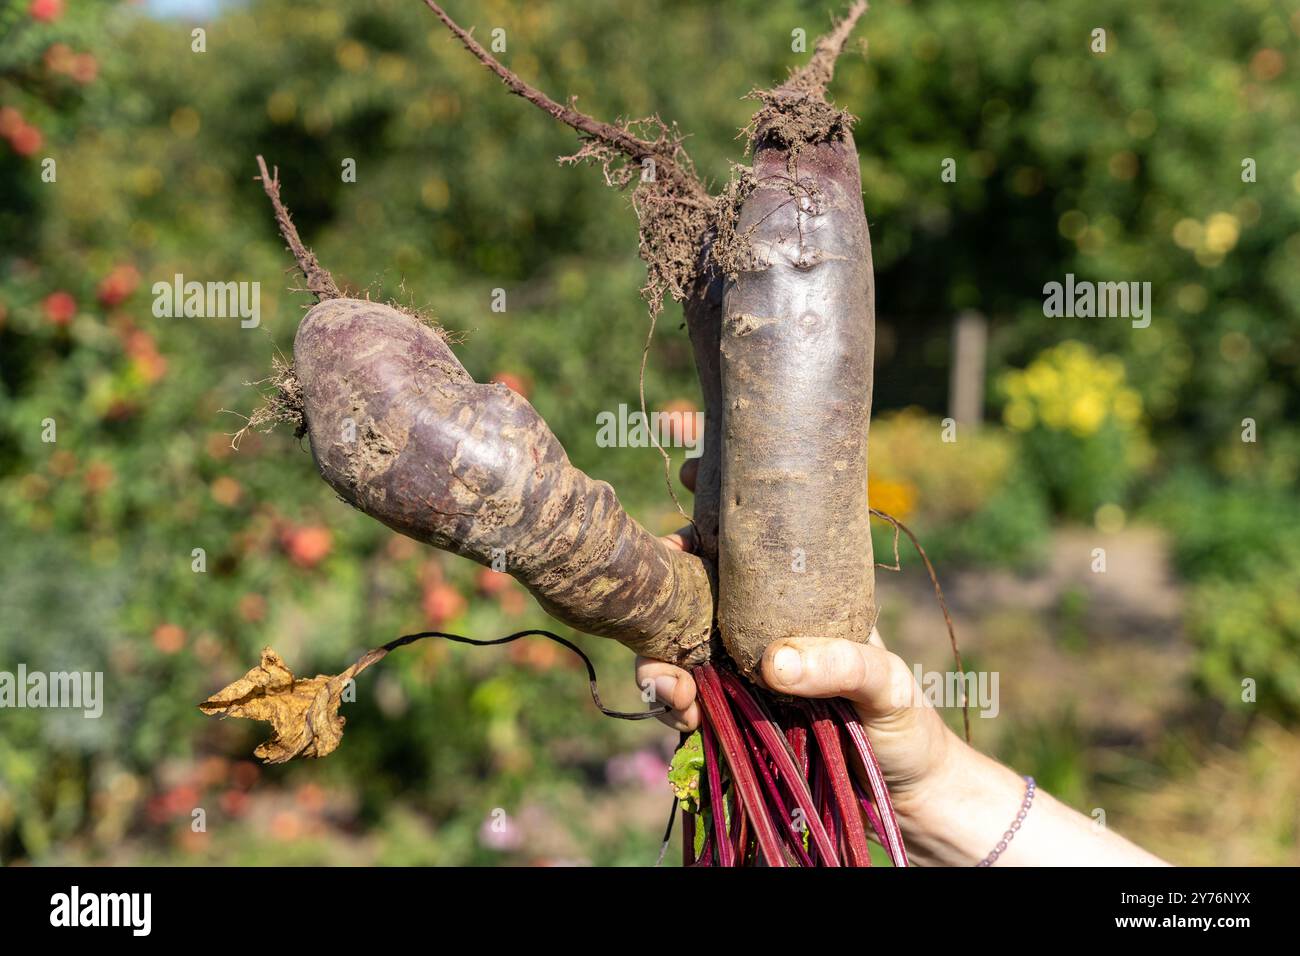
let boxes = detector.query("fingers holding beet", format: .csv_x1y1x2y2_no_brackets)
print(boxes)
635,655,701,731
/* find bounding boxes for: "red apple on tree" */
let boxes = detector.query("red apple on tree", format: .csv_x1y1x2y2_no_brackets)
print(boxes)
71,53,98,85
7,123,43,157
281,524,333,568
98,264,141,306
422,581,466,627
474,565,511,596
43,43,75,74
42,291,76,326
0,108,22,137
29,0,63,23
491,371,529,398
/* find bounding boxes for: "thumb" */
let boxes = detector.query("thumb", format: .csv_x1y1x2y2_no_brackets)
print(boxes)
761,636,910,715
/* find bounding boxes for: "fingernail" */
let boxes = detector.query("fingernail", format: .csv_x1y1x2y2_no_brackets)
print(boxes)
772,645,802,684
653,675,678,706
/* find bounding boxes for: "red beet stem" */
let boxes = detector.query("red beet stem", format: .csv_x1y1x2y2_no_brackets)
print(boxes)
831,697,909,867
717,669,839,865
695,665,787,866
808,700,873,867
736,709,816,866
812,749,839,859
732,790,750,860
699,718,737,867
692,830,714,867
785,718,810,778
851,773,889,851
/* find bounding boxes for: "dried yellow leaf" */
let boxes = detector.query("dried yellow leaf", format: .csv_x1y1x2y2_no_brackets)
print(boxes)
198,646,387,764
198,628,653,765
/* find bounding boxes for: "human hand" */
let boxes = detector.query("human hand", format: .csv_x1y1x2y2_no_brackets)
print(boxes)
635,620,960,812
645,454,959,808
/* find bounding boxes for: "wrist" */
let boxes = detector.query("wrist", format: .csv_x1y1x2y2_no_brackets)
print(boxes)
892,734,1026,867
886,719,969,820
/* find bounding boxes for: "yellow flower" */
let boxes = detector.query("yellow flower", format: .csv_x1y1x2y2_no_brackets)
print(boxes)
1024,363,1060,400
868,478,917,522
1040,395,1070,429
1068,392,1106,436
999,341,1145,436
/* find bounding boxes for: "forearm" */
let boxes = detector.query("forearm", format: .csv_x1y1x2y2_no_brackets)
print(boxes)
894,734,1170,867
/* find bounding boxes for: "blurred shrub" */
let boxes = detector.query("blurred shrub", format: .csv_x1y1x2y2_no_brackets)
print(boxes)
1148,470,1300,580
1147,472,1300,718
868,407,1049,568
1191,549,1300,718
998,341,1149,520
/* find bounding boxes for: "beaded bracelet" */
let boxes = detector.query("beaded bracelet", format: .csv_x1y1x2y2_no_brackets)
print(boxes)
975,776,1036,867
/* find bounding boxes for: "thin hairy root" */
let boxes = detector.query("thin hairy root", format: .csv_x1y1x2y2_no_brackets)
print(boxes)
422,1,713,312
785,0,869,95
637,306,694,529
254,156,341,301
421,1,694,182
870,508,971,743
379,628,666,720
227,353,306,448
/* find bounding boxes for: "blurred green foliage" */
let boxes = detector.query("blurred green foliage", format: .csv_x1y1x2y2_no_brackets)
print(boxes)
1,0,1298,864
1147,472,1300,717
1191,554,1300,719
